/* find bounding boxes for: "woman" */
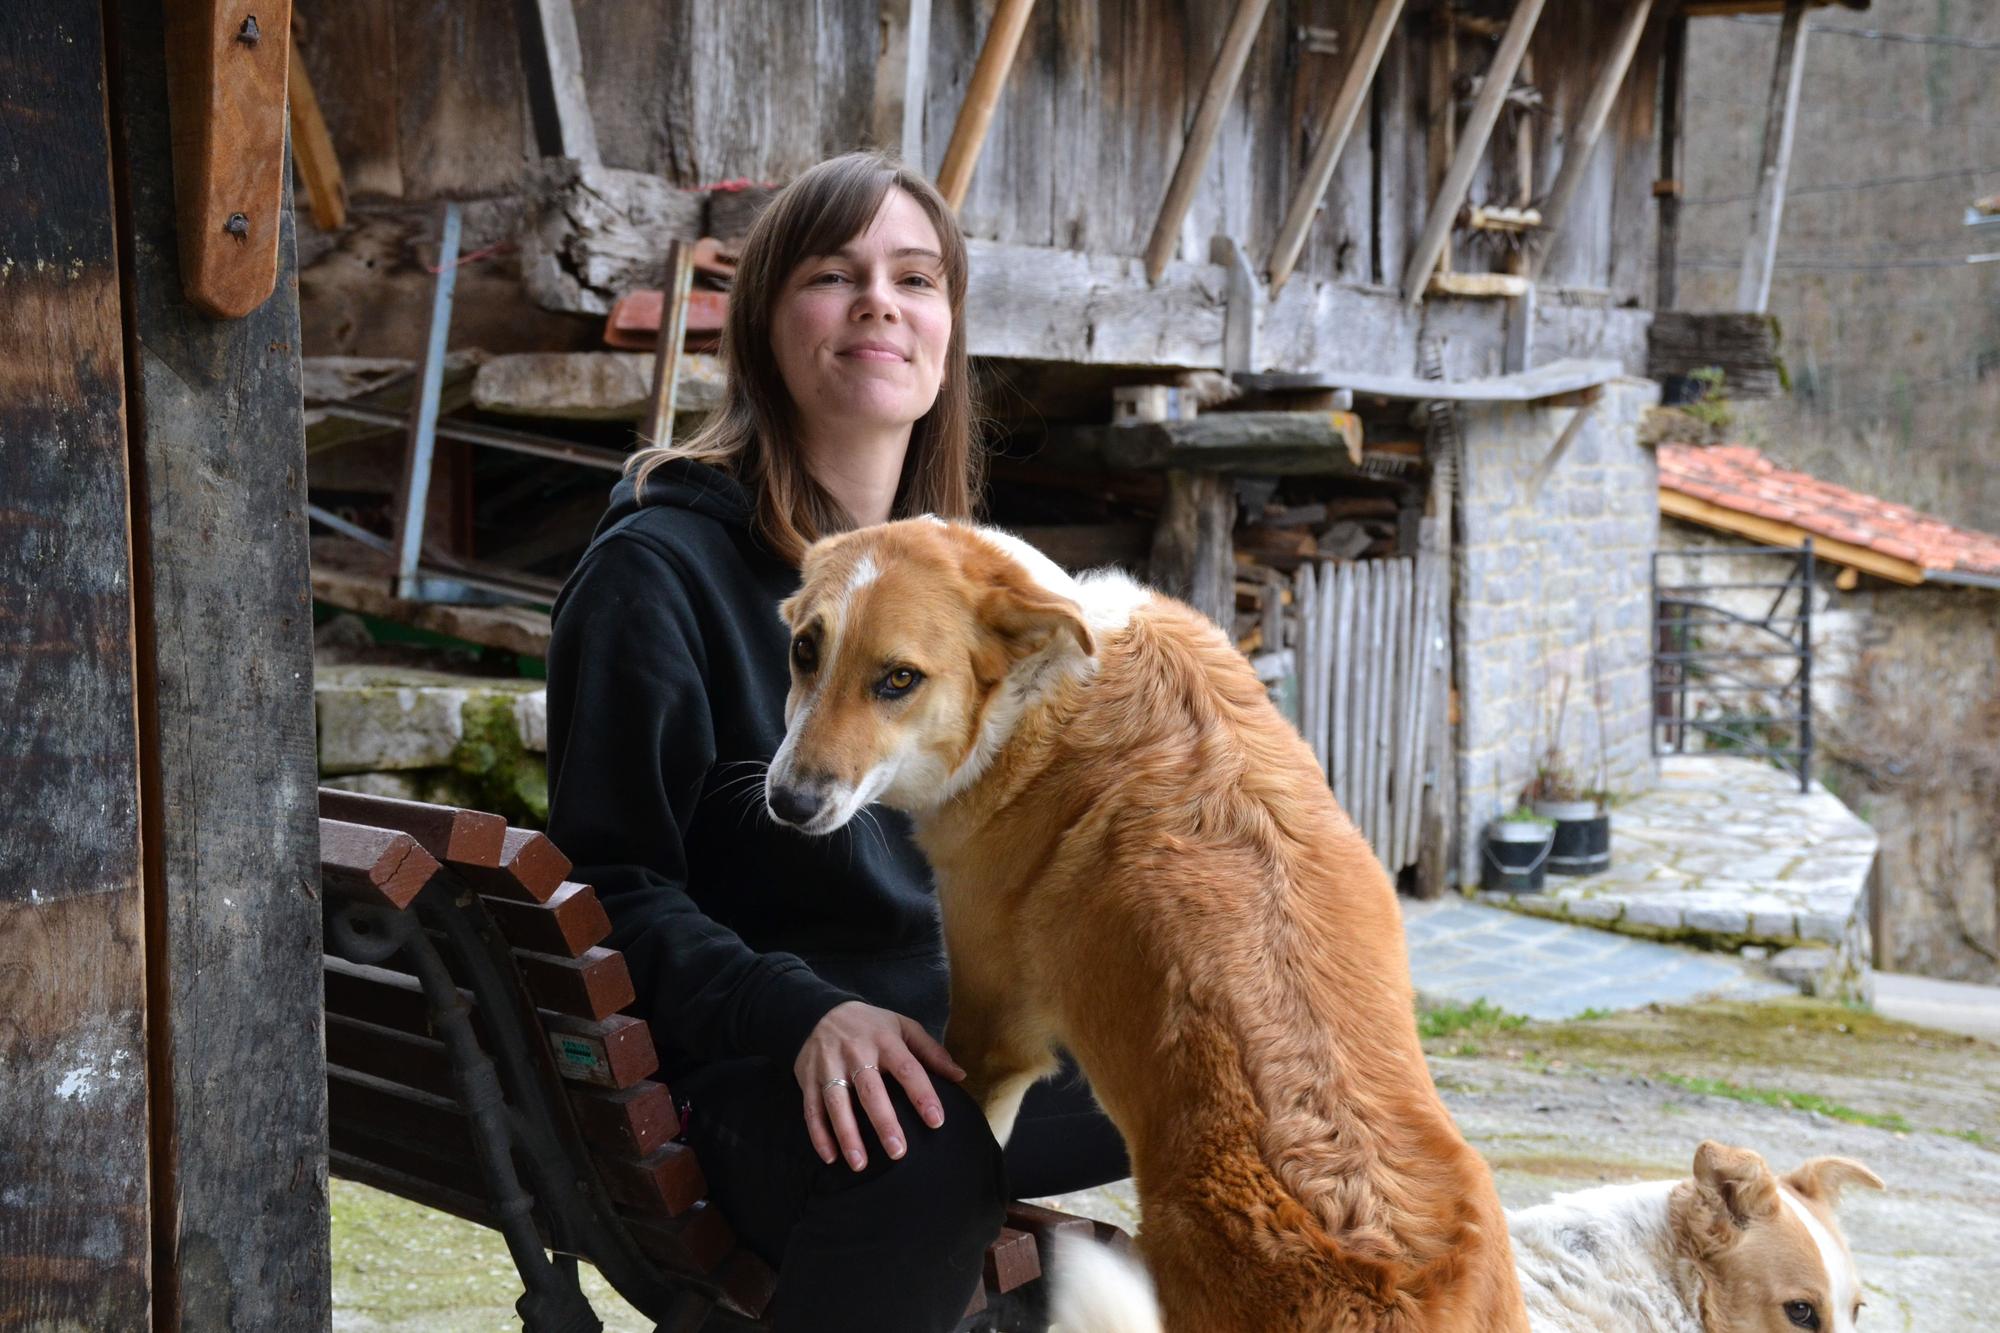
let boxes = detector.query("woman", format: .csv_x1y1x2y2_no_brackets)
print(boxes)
545,152,1127,1332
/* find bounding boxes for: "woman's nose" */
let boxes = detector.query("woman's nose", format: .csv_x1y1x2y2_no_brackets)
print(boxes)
851,272,900,321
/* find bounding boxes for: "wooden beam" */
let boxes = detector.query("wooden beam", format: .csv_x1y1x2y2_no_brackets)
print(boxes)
642,239,693,448
1428,270,1530,299
1656,13,1688,308
1528,0,1657,281
1736,0,1809,313
1,4,151,1320
1061,411,1365,474
1268,0,1406,292
111,2,331,1321
1401,0,1550,304
935,0,1037,211
511,0,601,164
874,0,932,168
1648,311,1786,397
286,32,346,230
162,0,294,317
1658,490,1924,585
1149,472,1237,627
1143,0,1274,282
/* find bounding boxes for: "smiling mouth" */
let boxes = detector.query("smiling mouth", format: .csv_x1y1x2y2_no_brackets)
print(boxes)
839,346,908,363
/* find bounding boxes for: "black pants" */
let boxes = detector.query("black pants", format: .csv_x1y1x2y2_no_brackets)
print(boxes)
675,1056,1129,1333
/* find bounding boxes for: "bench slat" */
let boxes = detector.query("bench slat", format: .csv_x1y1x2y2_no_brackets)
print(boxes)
984,1226,1041,1293
451,826,570,903
324,957,659,1088
325,1013,677,1156
515,946,635,1021
318,788,507,870
482,881,611,957
320,819,441,909
622,1200,736,1277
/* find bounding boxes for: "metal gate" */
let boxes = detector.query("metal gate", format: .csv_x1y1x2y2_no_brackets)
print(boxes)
1651,541,1815,791
1292,555,1448,874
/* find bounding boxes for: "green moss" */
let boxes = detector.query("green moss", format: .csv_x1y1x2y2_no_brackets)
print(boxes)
1419,998,1528,1043
448,693,549,829
1656,1073,1912,1132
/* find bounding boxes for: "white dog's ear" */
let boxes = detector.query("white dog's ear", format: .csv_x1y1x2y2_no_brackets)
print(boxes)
981,575,1095,662
1784,1156,1884,1209
1674,1140,1784,1261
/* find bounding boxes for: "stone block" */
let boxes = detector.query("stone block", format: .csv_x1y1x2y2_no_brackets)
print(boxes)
1623,898,1686,931
1686,906,1751,936
516,690,548,753
318,685,467,773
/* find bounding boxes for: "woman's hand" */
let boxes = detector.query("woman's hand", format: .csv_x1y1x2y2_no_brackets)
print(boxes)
794,1001,965,1171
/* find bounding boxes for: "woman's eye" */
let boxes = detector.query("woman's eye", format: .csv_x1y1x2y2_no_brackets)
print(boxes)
879,667,920,696
901,272,936,289
792,636,817,671
1784,1302,1820,1330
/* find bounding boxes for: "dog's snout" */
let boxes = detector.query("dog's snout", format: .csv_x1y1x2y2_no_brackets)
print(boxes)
768,783,825,827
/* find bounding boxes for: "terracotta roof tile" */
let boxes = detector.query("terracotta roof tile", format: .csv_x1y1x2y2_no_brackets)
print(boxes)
1658,442,2000,580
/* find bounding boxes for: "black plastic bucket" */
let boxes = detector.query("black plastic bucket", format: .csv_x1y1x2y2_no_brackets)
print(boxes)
1535,800,1611,876
1482,821,1553,894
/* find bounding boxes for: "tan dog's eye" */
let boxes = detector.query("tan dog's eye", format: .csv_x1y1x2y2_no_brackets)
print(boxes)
792,636,817,673
1784,1301,1820,1331
878,667,921,697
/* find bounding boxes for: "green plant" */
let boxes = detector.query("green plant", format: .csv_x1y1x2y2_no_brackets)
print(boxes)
1497,805,1555,827
1418,998,1529,1040
1657,1073,1911,1133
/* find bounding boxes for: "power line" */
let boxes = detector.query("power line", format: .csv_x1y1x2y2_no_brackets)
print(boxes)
1728,15,2000,52
1683,163,2000,208
1681,255,1999,272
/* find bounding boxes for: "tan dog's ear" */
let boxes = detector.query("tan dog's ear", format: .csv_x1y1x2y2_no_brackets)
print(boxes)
981,575,1094,661
1694,1140,1783,1227
1673,1141,1782,1262
1784,1156,1884,1208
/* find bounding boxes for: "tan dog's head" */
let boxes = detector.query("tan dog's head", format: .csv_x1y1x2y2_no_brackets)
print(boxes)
764,519,1096,833
1671,1140,1883,1333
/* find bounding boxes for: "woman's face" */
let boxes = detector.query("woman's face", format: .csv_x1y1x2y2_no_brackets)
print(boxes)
770,187,951,440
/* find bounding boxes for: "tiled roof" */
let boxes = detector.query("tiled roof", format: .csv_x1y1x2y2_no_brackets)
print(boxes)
1658,443,2000,582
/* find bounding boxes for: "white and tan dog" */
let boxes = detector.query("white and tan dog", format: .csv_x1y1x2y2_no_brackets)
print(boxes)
1508,1140,1883,1333
766,519,1525,1331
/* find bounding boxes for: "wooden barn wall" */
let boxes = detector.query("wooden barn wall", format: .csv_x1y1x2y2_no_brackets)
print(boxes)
292,0,1661,301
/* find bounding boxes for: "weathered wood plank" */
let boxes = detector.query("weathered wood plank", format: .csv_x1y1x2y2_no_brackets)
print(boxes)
1648,311,1786,398
1070,411,1363,474
936,0,1039,209
513,0,602,164
1148,471,1235,627
110,0,332,1318
0,4,151,1322
873,0,932,166
1143,0,1272,280
1736,0,1808,313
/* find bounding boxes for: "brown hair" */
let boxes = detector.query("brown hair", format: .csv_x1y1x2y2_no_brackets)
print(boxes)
627,152,980,565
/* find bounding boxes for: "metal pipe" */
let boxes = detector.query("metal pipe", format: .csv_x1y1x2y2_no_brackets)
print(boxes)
394,202,462,600
321,403,628,472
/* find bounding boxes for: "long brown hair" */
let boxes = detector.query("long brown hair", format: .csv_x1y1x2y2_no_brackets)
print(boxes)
627,152,980,565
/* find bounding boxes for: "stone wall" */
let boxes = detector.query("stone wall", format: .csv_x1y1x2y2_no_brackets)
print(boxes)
1660,524,2000,982
1454,377,1662,885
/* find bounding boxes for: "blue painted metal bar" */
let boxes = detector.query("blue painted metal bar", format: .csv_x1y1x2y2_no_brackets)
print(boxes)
394,202,463,600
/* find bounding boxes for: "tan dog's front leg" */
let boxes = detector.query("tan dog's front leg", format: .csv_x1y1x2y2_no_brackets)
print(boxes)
944,965,1056,1148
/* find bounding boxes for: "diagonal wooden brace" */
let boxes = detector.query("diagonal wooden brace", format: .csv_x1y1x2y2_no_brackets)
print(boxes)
163,0,294,318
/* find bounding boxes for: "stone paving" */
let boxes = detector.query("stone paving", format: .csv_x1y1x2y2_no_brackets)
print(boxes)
1478,755,1877,953
1401,898,1790,1021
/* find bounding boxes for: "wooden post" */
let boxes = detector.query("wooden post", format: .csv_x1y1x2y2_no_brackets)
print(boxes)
1527,0,1657,281
1736,0,1809,313
935,0,1037,210
512,0,602,164
1,4,152,1322
1143,0,1274,282
1267,0,1407,292
1414,466,1456,900
874,0,932,168
643,240,694,449
1656,12,1688,309
111,0,331,1323
1400,0,1550,305
286,34,347,231
1149,472,1237,627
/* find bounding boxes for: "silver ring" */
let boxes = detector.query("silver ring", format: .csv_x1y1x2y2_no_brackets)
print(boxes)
822,1077,851,1095
851,1064,879,1079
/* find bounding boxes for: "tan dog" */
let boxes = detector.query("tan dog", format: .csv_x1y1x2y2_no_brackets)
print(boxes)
767,519,1526,1331
1508,1140,1883,1333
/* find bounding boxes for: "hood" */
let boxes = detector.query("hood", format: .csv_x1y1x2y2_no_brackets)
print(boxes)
593,457,752,541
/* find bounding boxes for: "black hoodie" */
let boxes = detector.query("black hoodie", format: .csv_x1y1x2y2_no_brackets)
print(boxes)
545,459,946,1081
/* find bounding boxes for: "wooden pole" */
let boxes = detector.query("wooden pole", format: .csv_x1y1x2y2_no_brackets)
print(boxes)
286,35,347,230
1149,471,1237,627
935,0,1037,210
1267,0,1407,292
1143,0,1274,282
1527,0,1656,281
1736,0,1809,313
1400,0,1550,305
1656,12,1687,309
873,0,933,168
512,0,602,164
643,240,694,449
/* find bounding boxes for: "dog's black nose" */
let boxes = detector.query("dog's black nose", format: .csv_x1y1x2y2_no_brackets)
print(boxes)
768,783,824,826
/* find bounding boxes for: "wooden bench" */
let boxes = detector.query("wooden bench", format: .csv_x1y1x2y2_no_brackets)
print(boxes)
317,789,1128,1332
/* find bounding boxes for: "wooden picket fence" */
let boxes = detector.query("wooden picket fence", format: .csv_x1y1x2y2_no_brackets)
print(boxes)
1292,555,1447,877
